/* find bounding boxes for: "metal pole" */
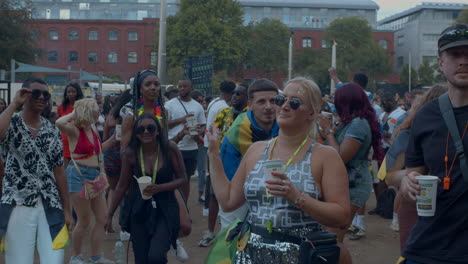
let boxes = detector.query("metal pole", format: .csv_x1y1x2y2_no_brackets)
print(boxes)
10,59,15,83
157,0,167,84
331,41,337,94
98,71,103,94
288,32,293,81
408,51,411,92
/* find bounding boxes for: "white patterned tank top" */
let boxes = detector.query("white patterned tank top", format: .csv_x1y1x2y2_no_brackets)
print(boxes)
243,139,322,230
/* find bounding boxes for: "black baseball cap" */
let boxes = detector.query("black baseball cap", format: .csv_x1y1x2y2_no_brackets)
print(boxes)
438,24,468,53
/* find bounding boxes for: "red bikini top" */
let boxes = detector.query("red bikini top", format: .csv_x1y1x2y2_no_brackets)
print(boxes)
72,129,101,160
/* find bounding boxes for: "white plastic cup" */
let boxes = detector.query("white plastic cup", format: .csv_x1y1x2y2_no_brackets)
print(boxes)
416,175,438,217
115,124,122,141
320,111,333,119
263,160,284,179
186,114,198,136
137,176,152,200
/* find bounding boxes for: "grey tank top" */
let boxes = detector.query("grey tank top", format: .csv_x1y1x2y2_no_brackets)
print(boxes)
243,139,321,229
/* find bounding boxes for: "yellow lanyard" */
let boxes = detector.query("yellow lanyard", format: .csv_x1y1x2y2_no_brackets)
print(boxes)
139,145,160,184
269,136,310,170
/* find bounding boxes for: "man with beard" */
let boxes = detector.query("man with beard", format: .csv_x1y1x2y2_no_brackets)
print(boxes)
0,78,72,263
199,79,280,247
166,78,207,200
401,24,468,264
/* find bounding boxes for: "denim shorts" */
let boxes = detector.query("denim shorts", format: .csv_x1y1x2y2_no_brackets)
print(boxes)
349,171,373,208
66,164,100,193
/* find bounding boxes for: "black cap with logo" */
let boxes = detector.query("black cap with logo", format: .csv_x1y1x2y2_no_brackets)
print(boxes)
438,24,468,53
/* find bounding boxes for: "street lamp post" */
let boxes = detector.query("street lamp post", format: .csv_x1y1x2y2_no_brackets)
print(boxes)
157,0,167,84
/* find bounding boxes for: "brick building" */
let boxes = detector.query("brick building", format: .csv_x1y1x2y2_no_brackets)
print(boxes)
29,18,158,84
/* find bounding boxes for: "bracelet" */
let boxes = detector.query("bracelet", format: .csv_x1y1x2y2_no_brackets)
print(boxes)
293,192,306,209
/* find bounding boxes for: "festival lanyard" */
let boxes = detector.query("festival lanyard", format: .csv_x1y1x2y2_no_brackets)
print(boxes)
269,136,310,170
444,123,468,190
139,144,160,184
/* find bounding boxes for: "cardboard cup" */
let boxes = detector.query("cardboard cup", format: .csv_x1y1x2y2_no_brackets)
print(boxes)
320,111,333,119
137,176,152,200
115,124,122,141
416,175,438,217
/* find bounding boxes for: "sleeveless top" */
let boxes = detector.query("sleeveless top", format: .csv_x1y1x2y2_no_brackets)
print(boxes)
72,128,100,160
244,139,321,230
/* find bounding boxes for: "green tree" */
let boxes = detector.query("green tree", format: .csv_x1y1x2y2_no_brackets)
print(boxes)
455,8,468,24
418,60,435,85
166,0,246,72
325,17,392,83
400,64,418,89
293,49,330,94
244,18,290,78
0,0,38,70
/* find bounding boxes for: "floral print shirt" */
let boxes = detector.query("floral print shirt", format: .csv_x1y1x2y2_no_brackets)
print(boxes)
0,113,64,209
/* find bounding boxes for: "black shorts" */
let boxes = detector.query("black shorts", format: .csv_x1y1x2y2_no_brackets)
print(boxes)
181,149,198,179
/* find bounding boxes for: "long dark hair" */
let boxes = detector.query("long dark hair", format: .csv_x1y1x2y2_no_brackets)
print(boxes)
129,113,170,177
62,82,84,112
132,70,168,139
334,83,383,162
110,89,133,120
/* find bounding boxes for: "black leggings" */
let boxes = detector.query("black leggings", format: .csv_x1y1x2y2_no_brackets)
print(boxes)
131,214,171,264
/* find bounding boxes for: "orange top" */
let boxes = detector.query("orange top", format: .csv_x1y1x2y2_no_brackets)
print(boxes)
57,104,74,158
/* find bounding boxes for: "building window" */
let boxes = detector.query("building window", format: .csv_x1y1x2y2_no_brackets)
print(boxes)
378,39,388,50
108,52,118,63
422,34,439,41
88,31,98,40
128,31,138,41
30,29,39,40
48,51,58,62
59,9,70,19
128,52,137,63
88,52,98,63
302,37,312,48
108,31,118,41
321,39,328,48
397,56,404,67
68,51,78,62
397,35,404,46
48,30,59,40
68,30,78,40
79,3,90,10
150,51,157,66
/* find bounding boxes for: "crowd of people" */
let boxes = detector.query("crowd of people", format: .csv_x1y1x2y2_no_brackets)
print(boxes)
0,23,467,264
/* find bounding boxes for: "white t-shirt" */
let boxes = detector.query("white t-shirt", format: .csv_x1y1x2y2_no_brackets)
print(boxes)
165,97,206,151
379,107,406,148
204,98,229,147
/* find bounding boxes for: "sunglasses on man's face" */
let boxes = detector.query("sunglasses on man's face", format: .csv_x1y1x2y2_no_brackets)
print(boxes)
31,89,51,100
136,124,157,135
274,94,303,110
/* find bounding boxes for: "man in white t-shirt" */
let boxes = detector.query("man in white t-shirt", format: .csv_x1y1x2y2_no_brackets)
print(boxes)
165,79,207,200
379,93,406,150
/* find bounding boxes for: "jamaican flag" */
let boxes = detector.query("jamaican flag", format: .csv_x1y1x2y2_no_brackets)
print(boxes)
0,202,69,252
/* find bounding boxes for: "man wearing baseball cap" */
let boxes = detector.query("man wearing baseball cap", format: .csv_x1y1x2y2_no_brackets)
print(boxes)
400,24,468,264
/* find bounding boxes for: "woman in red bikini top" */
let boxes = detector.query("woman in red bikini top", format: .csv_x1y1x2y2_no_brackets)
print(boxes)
56,98,116,263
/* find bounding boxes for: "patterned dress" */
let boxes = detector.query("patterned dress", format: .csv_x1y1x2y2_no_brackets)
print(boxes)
235,139,322,264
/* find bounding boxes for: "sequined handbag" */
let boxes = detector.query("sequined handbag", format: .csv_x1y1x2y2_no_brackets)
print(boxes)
299,230,340,264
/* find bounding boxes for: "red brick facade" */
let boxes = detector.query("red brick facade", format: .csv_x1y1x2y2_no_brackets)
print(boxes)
29,18,158,82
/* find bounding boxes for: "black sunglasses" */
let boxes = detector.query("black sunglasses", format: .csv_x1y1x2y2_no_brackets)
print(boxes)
31,89,51,100
440,29,468,42
274,94,303,110
136,124,157,135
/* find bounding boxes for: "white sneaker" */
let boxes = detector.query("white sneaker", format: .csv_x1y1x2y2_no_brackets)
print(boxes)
120,230,131,241
69,256,87,264
202,207,209,217
89,256,115,264
171,239,189,262
390,221,399,232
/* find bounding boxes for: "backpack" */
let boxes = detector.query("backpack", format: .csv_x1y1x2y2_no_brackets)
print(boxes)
375,188,396,219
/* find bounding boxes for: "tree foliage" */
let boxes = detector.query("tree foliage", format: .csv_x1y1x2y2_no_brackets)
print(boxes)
293,49,331,94
417,60,435,85
244,18,290,77
400,64,418,89
455,8,468,24
325,17,392,82
0,0,37,70
166,0,246,72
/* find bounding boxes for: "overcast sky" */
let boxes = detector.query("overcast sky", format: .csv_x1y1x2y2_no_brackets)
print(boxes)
374,0,465,20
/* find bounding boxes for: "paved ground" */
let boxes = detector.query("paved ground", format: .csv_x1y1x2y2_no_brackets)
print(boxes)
1,179,401,264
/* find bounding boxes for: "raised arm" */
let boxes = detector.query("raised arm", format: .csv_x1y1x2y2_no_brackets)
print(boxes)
55,111,79,139
0,88,31,140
